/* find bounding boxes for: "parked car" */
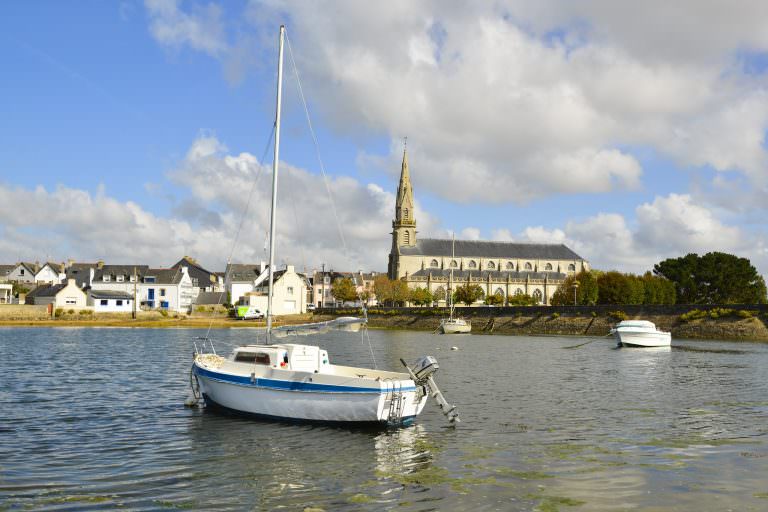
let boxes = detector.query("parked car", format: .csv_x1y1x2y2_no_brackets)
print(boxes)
306,304,317,311
236,306,264,320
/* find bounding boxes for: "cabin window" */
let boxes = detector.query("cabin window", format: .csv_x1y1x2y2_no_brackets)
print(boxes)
468,260,477,269
545,263,553,271
430,259,439,267
487,261,495,270
235,352,271,365
524,262,533,270
568,263,576,271
506,262,514,270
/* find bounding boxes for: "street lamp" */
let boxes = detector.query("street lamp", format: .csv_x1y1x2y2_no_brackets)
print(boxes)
572,281,580,306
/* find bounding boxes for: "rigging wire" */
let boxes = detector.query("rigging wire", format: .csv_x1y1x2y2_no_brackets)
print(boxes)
284,30,349,254
202,123,277,345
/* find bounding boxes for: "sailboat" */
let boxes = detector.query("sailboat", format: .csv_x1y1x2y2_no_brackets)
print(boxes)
189,26,458,426
439,235,472,334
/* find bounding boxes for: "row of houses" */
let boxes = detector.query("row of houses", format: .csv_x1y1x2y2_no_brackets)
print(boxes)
2,257,382,314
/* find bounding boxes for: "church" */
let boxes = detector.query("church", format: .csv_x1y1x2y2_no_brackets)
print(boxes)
387,151,589,305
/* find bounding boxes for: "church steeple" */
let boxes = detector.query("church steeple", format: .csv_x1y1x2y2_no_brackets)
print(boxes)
388,146,417,279
393,148,416,246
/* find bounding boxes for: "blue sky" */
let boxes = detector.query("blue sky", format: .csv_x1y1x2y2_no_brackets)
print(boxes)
1,1,767,276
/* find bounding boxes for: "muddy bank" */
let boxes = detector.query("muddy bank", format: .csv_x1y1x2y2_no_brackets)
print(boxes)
316,309,768,342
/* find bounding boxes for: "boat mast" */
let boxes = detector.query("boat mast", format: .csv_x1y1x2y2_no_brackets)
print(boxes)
449,233,455,320
266,25,285,339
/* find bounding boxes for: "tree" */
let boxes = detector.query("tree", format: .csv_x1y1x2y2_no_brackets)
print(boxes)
331,277,357,304
597,271,640,305
432,287,447,302
550,271,598,305
485,291,504,306
391,279,411,306
641,272,676,304
654,252,767,304
454,283,484,305
410,287,434,306
507,293,537,306
373,275,393,305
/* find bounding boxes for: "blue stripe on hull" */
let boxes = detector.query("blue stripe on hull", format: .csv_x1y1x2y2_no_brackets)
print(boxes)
202,393,416,428
194,364,416,394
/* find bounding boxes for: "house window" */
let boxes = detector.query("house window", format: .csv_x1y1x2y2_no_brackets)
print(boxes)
129,275,136,282
160,289,166,297
145,277,156,283
323,276,330,284
103,275,110,282
287,286,294,295
20,269,24,275
506,262,514,270
65,299,77,305
116,300,123,306
524,262,533,270
100,299,108,306
568,264,576,271
430,259,439,267
487,261,495,270
117,275,124,282
450,260,458,268
545,263,553,271
468,260,477,269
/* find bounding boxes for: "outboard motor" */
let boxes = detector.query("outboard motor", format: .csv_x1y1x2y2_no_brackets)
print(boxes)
401,356,460,425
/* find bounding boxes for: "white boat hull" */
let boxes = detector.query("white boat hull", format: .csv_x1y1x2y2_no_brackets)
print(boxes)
440,319,471,334
193,363,427,425
615,331,671,348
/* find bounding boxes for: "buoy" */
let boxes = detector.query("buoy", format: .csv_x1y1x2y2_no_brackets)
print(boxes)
451,346,459,351
184,396,198,407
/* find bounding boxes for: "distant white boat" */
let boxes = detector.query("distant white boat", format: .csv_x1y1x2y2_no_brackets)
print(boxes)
611,320,671,348
439,234,471,334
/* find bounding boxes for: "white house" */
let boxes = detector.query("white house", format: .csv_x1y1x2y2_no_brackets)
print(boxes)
26,279,87,309
0,283,11,304
88,290,134,313
90,265,193,313
243,265,309,315
7,263,36,284
225,263,267,304
35,262,63,284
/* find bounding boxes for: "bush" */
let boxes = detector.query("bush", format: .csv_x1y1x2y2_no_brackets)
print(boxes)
736,310,755,318
55,308,63,318
608,311,628,321
67,309,74,315
159,309,169,317
591,311,598,317
196,306,206,312
708,307,733,319
551,312,560,319
680,309,707,322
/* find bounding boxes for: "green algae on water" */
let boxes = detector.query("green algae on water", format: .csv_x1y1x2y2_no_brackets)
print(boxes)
348,493,373,504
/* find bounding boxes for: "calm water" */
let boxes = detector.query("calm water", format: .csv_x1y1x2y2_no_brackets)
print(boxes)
1,328,767,511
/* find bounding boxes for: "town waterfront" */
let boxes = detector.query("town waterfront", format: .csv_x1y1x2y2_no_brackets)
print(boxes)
1,328,767,511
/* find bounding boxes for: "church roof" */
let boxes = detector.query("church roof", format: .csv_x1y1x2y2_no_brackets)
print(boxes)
410,269,566,280
400,238,584,260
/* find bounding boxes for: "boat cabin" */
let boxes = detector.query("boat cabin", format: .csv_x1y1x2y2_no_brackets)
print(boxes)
231,343,330,372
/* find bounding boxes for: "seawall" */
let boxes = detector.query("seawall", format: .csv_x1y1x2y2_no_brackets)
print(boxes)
316,304,768,341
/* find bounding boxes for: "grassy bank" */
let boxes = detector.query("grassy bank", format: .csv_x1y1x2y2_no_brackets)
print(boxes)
317,307,768,342
0,312,313,329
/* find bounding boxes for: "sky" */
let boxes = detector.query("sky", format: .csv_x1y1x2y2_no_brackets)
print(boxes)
1,0,768,277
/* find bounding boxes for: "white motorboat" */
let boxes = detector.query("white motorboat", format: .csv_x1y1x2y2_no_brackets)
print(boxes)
439,235,471,334
189,26,458,427
611,320,671,348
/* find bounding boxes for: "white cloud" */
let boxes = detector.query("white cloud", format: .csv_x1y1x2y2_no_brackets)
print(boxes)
145,0,228,57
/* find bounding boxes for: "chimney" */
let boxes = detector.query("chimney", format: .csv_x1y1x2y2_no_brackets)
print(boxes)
67,278,76,287
89,268,95,286
286,265,295,273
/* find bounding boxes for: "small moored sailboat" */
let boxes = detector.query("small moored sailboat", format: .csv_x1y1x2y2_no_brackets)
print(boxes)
440,235,471,334
190,26,458,427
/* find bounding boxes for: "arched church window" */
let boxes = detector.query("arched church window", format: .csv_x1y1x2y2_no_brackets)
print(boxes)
545,263,553,271
450,260,458,268
524,262,533,270
487,261,495,270
495,287,504,297
506,262,514,270
430,259,439,268
404,231,410,244
568,263,576,271
468,260,477,269
532,289,543,304
514,288,524,296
